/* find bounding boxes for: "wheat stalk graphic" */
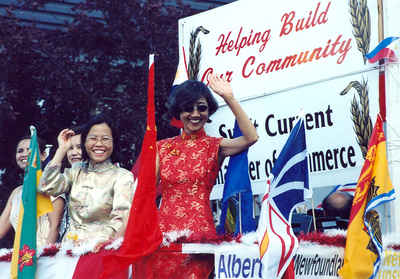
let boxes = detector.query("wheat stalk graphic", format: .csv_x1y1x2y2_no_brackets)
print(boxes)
340,80,373,158
349,0,371,64
340,1,372,158
188,26,209,80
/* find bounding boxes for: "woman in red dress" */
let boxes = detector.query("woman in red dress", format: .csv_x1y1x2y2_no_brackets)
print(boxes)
146,74,258,278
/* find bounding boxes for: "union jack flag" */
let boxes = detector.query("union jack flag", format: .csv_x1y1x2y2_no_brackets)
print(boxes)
257,118,309,279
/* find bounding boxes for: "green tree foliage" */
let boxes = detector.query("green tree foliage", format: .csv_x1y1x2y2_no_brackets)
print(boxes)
0,0,204,247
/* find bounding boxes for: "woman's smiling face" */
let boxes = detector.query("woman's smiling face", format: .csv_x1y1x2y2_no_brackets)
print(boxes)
84,123,113,164
67,134,82,165
15,139,30,169
180,97,209,135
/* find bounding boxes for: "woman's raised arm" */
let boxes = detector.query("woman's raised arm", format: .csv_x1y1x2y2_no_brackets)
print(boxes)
208,74,258,161
47,128,76,167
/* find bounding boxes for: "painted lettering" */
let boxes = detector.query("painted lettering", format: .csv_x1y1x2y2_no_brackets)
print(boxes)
216,27,271,57
217,254,262,278
280,2,331,37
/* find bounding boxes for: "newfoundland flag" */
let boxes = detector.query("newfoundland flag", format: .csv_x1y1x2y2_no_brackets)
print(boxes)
257,118,308,279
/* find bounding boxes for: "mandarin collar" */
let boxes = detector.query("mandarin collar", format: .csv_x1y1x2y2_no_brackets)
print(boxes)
86,159,114,173
180,128,206,140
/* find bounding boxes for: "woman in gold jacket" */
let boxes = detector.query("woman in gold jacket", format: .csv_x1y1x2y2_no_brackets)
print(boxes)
39,115,135,247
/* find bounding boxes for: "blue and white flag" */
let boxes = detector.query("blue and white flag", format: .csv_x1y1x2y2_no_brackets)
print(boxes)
257,118,308,279
217,120,256,235
366,36,400,63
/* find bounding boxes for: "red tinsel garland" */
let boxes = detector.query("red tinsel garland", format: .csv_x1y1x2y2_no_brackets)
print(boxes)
297,231,347,248
0,252,12,262
389,245,400,250
1,232,399,262
40,245,61,257
177,232,239,244
0,246,72,262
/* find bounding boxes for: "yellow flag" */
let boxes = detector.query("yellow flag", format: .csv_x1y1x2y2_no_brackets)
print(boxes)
338,116,395,279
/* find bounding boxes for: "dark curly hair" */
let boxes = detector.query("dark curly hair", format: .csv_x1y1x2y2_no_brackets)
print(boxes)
80,114,121,164
166,80,218,121
70,124,85,136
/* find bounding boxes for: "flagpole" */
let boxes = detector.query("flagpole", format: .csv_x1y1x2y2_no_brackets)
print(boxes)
310,198,317,232
377,0,384,43
377,0,386,122
238,193,242,235
377,0,390,234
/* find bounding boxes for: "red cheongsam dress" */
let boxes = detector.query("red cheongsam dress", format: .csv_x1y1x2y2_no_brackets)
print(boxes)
141,129,222,279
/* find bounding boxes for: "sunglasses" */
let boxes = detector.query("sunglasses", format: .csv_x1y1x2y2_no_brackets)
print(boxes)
182,104,209,113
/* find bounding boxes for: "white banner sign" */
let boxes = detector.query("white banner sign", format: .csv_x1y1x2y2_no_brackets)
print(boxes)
178,0,381,195
179,0,378,101
213,243,400,279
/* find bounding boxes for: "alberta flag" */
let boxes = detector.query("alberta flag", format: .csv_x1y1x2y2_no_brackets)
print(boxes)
257,118,308,279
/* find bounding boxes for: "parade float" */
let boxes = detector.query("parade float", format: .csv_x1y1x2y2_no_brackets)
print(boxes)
179,0,400,277
1,0,400,278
